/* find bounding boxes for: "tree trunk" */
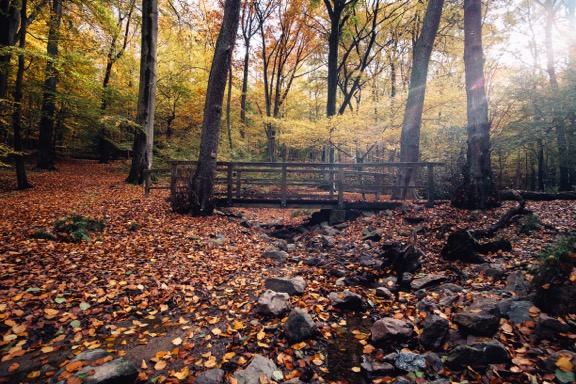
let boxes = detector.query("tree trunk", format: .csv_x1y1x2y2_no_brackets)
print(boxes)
226,61,234,159
99,0,134,163
452,0,498,209
393,0,444,199
37,0,62,170
0,0,19,104
189,0,241,215
12,0,32,189
126,0,158,184
542,0,570,191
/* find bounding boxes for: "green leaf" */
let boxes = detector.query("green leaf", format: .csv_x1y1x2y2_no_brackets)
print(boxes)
556,369,576,384
26,287,41,293
151,377,159,384
79,302,90,311
70,320,81,328
273,371,284,381
55,297,66,304
415,370,425,378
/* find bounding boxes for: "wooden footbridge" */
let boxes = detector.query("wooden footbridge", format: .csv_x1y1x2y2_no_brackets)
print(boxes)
145,161,443,212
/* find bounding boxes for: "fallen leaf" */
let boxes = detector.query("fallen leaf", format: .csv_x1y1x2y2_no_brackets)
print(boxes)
8,362,19,373
556,356,573,372
171,337,182,346
154,360,167,370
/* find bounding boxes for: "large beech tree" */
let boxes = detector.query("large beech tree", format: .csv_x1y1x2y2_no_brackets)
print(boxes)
189,0,241,215
452,0,498,209
126,0,158,184
37,0,63,170
393,0,444,199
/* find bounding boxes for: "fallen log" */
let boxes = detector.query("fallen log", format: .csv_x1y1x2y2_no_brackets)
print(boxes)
500,190,576,201
442,190,524,263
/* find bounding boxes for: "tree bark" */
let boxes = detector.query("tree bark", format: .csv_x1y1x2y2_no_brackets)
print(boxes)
98,0,134,163
542,0,570,191
324,0,357,118
189,0,241,215
393,0,444,199
37,0,62,170
0,0,20,105
126,0,158,184
452,0,498,209
12,0,32,189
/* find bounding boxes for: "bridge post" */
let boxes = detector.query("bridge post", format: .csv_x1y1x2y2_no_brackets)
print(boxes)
235,171,241,198
427,165,435,207
281,163,287,208
227,162,233,206
337,166,344,209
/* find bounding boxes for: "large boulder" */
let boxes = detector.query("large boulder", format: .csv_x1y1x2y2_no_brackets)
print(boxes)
233,355,281,384
265,277,306,296
51,349,138,384
328,291,363,311
453,299,501,336
445,340,509,370
196,369,225,384
262,248,287,263
284,308,318,343
371,318,413,344
256,290,290,317
420,315,449,351
411,274,447,290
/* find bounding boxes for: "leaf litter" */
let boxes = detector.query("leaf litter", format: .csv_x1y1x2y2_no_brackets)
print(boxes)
0,161,575,383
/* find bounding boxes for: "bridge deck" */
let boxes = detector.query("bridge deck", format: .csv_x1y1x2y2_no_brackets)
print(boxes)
144,161,443,212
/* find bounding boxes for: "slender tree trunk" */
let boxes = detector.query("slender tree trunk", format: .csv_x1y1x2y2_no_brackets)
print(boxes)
393,0,444,199
37,0,62,170
189,0,241,215
0,0,20,114
98,1,134,163
126,0,158,184
226,61,234,159
542,0,570,190
452,0,498,209
12,0,32,189
537,138,544,191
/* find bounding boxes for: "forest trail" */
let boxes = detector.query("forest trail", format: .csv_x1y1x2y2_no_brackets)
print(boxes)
0,160,575,383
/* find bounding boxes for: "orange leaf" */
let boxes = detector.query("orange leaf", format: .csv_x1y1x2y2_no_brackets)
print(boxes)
154,360,167,370
556,356,573,372
8,362,20,373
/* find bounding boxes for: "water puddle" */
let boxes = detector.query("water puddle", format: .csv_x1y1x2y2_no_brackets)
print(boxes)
325,314,372,383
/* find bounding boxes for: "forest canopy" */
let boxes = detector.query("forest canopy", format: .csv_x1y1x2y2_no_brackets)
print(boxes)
0,0,574,195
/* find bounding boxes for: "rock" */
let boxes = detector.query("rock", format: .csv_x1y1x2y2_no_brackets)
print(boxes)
284,308,318,343
473,263,506,280
506,270,529,296
441,230,487,263
329,209,347,225
196,369,225,384
281,379,306,384
329,268,347,277
262,249,287,263
51,349,138,384
233,355,280,384
394,352,426,372
416,299,437,314
445,340,508,370
423,352,444,372
303,257,322,266
498,297,520,316
381,242,423,275
400,272,413,286
420,315,449,351
360,254,379,267
381,276,398,292
534,284,576,316
256,290,290,317
329,291,363,311
508,300,534,324
363,229,383,242
375,287,393,299
411,274,447,290
390,378,412,384
361,356,395,377
435,283,464,294
536,314,570,340
453,299,501,336
265,277,306,296
371,318,413,344
335,277,346,286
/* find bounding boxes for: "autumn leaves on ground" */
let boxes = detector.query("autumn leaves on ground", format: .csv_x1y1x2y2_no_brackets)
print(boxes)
1,161,575,384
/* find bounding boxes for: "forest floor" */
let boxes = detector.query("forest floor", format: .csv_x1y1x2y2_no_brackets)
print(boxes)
0,160,575,384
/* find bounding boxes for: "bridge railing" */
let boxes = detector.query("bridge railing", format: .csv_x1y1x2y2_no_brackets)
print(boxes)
154,161,443,211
